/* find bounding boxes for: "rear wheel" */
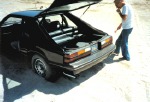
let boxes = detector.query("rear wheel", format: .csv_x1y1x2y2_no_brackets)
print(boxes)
31,54,61,82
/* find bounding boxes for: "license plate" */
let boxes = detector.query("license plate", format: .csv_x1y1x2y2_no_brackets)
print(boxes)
91,44,98,52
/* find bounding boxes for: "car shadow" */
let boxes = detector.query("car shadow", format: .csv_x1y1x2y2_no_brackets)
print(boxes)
0,52,105,102
103,54,124,64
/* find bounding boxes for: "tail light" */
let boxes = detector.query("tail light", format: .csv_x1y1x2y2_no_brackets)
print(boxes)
64,47,91,63
100,36,113,49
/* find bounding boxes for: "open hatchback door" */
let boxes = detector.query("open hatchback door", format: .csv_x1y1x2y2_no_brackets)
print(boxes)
39,0,102,16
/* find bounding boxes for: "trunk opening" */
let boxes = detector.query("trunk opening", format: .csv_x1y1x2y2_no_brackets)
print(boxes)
47,26,104,49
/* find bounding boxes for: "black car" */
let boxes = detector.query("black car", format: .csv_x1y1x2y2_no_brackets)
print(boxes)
0,0,115,82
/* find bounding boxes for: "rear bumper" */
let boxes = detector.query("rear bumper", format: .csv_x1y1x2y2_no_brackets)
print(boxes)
62,44,116,75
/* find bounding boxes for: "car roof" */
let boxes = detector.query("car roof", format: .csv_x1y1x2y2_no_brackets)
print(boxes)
10,10,42,18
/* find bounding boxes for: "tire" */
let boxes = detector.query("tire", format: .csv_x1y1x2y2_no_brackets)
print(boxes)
31,54,60,82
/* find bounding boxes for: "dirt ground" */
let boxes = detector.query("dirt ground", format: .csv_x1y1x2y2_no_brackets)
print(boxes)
0,0,150,102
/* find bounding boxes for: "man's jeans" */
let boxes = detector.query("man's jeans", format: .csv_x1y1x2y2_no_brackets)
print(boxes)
115,28,133,60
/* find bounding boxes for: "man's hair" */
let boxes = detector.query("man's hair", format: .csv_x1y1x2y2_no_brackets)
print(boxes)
114,0,125,3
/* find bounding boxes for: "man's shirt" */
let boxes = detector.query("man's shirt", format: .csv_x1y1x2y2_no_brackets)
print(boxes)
122,4,134,29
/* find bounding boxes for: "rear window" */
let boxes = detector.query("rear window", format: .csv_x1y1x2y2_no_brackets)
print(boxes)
38,14,77,28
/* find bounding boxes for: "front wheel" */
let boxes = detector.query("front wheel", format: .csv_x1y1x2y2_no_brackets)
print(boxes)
31,54,60,82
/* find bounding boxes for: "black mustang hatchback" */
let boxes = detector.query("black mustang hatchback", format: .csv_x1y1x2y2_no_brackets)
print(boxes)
0,0,115,82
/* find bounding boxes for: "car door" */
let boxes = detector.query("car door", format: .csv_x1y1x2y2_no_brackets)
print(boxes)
0,16,23,50
19,18,47,54
19,19,35,54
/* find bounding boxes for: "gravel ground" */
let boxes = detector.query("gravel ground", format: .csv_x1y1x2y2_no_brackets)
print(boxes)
0,0,150,102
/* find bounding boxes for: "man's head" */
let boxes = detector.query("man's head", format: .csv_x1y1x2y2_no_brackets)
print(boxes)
114,0,125,8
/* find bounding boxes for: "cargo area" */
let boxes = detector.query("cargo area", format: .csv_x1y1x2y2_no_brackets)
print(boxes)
48,26,103,49
40,13,105,49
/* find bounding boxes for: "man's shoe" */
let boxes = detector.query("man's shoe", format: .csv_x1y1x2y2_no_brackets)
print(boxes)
119,57,130,61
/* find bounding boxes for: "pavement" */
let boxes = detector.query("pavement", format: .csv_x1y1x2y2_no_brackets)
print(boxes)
0,0,150,102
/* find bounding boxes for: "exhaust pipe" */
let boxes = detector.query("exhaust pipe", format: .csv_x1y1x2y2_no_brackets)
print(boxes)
63,72,78,79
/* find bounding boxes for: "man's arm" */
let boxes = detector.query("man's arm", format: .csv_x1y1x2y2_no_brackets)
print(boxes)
115,23,122,33
117,8,127,21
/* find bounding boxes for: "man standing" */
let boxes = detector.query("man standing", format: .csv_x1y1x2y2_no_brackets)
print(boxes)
114,0,134,61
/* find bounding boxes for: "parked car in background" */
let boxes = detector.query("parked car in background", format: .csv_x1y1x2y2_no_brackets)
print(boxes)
0,0,115,82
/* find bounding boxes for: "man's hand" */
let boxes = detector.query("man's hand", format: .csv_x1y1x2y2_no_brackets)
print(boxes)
116,8,121,12
115,23,122,33
116,8,121,14
114,30,118,33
